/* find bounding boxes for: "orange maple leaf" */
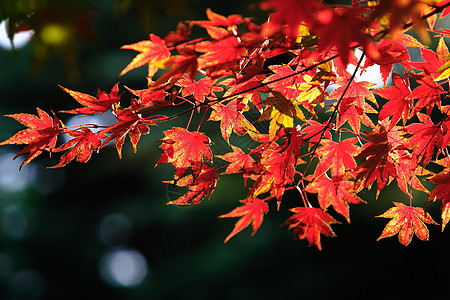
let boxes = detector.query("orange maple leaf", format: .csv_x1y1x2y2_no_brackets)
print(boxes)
101,101,153,158
166,163,218,205
314,138,359,176
120,34,170,77
305,174,364,222
208,99,256,142
50,126,106,168
283,206,340,251
219,198,269,242
376,202,438,246
0,108,61,169
155,127,213,178
59,83,121,115
216,145,254,175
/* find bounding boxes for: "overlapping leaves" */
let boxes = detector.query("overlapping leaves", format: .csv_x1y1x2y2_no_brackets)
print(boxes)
2,0,450,250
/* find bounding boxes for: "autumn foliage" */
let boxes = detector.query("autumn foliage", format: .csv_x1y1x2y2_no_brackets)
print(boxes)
3,0,450,249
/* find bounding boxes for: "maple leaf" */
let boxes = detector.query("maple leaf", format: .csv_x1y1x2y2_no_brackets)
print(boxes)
221,75,269,110
219,198,269,242
177,74,219,103
101,101,154,158
191,8,244,40
166,163,218,205
260,0,323,37
374,72,412,129
328,76,376,110
0,108,61,169
355,122,404,191
259,91,305,137
248,126,304,203
314,138,359,176
59,83,121,115
362,38,413,86
428,169,450,231
410,36,450,78
263,65,303,100
208,99,257,142
406,112,445,165
315,6,379,66
301,119,331,146
152,48,198,88
125,86,171,114
376,202,438,246
305,174,364,222
50,126,106,168
370,0,437,43
283,207,340,251
120,34,171,77
196,36,246,77
410,74,446,116
249,147,296,201
216,145,254,175
390,149,429,195
155,127,213,179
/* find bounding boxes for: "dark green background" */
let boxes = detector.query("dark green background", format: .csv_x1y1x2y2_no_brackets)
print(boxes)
0,1,449,299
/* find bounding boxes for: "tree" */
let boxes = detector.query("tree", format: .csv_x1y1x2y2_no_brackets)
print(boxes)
2,0,450,250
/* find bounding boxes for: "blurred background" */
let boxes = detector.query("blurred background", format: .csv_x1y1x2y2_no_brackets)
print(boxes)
0,0,449,299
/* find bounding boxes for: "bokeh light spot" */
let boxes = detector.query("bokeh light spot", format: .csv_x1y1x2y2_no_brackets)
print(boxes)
0,151,36,192
99,248,149,288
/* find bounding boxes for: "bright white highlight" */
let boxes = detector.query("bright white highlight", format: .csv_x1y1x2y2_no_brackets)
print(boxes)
0,21,34,49
347,49,392,89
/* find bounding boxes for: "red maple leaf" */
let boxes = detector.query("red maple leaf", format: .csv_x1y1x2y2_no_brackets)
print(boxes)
376,202,438,246
249,147,296,201
410,37,450,78
305,174,364,222
329,76,376,110
428,169,450,231
166,162,218,205
248,126,304,203
363,39,413,86
216,145,255,175
152,47,199,88
301,119,331,146
219,198,269,242
283,206,340,251
355,122,405,192
0,108,61,169
208,99,256,142
406,112,445,165
51,126,106,168
374,72,412,129
177,74,219,103
155,127,213,178
315,5,378,66
260,0,323,37
410,74,446,116
125,86,171,114
101,101,154,158
191,8,244,40
59,83,121,115
314,138,359,176
196,36,246,77
120,34,171,77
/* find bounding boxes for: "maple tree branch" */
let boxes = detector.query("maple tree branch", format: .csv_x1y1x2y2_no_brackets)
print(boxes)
298,51,366,183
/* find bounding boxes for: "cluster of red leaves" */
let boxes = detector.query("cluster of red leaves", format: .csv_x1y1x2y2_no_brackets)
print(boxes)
3,0,450,250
